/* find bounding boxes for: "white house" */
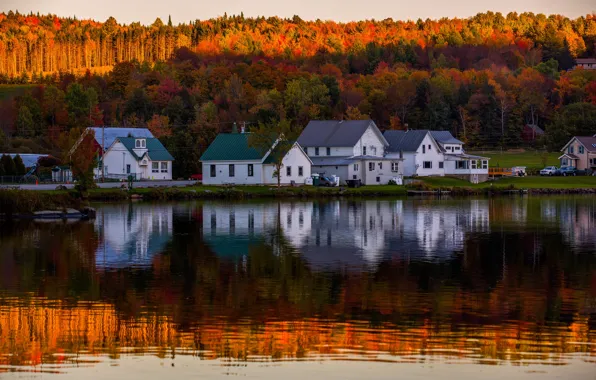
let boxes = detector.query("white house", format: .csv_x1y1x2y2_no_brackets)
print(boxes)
384,130,490,182
102,137,174,180
297,120,403,185
200,132,312,185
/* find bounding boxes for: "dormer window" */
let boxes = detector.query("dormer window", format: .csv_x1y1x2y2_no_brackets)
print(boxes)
135,139,146,148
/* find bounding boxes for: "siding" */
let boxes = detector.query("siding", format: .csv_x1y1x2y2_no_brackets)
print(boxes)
103,141,172,180
353,126,386,157
414,134,445,176
263,144,312,185
201,161,263,185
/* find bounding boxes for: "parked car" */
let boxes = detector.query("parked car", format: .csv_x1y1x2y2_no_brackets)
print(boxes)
556,166,587,176
318,176,337,187
540,166,558,176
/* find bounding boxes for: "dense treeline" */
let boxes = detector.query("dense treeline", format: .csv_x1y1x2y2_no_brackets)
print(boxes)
1,11,596,78
1,11,596,178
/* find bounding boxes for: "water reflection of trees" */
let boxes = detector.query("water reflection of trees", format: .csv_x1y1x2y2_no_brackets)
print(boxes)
1,198,595,367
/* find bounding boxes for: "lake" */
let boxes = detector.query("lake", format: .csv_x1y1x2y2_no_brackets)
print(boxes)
0,197,595,379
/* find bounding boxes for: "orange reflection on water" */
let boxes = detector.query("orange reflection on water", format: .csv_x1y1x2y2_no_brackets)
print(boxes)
1,298,594,370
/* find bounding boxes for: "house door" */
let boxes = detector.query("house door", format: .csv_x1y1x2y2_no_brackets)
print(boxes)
126,164,131,174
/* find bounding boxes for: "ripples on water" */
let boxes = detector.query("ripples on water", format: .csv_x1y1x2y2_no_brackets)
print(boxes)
0,197,595,378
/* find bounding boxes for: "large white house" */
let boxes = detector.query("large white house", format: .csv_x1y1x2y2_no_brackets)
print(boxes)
384,130,490,182
297,120,403,185
200,132,312,185
102,137,174,180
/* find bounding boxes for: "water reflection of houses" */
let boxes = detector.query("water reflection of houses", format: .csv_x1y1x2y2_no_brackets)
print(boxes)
95,204,174,268
541,199,596,251
401,200,490,257
203,200,491,268
202,203,314,258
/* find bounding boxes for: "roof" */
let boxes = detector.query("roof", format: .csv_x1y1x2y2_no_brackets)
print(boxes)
1,153,51,168
116,137,174,161
383,130,429,152
430,131,463,144
200,133,270,162
89,127,154,151
311,155,398,166
575,58,596,64
559,153,579,160
444,153,490,160
297,120,388,148
524,124,545,135
263,141,311,164
311,156,358,166
561,136,596,152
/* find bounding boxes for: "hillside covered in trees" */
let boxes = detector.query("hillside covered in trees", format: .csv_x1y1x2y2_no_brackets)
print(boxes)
0,11,596,177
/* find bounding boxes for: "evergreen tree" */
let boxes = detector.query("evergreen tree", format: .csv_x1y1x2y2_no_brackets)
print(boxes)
0,154,16,176
13,154,26,175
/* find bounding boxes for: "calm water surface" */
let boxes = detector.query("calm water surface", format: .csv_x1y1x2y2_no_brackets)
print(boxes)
0,197,595,379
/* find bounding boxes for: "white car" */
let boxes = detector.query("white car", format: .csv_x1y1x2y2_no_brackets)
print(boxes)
540,166,558,176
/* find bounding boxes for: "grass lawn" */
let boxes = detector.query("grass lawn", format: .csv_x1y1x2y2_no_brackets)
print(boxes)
468,150,559,169
0,84,36,100
419,175,596,189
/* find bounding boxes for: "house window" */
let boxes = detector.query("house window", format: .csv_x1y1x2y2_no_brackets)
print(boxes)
569,146,574,154
422,145,426,154
369,162,374,171
391,162,399,172
562,158,568,166
378,162,382,169
315,147,319,156
210,165,216,177
439,162,444,169
423,161,432,169
455,146,461,151
126,164,131,174
135,139,146,148
371,146,377,156
229,164,235,177
326,147,331,156
362,146,367,155
471,160,477,169
160,162,168,173
248,164,254,177
298,166,303,176
376,176,380,183
482,160,488,169
152,162,159,173
428,144,431,150
456,161,468,169
579,146,584,154
286,166,292,176
354,163,359,171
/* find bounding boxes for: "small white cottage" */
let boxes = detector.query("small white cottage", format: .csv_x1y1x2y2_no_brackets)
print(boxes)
200,132,312,185
102,137,174,180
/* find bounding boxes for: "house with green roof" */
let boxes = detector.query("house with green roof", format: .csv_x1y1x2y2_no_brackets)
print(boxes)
200,132,312,185
102,136,174,180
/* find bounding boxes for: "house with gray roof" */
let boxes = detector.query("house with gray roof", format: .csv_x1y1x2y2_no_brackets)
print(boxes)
200,131,311,185
559,136,596,171
297,120,402,185
384,130,490,182
102,136,174,180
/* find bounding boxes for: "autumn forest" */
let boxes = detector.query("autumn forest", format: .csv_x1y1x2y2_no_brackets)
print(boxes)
1,11,596,177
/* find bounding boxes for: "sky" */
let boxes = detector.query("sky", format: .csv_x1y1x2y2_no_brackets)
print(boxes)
1,0,594,24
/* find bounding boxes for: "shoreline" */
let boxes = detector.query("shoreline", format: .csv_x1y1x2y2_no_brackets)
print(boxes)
2,181,596,218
